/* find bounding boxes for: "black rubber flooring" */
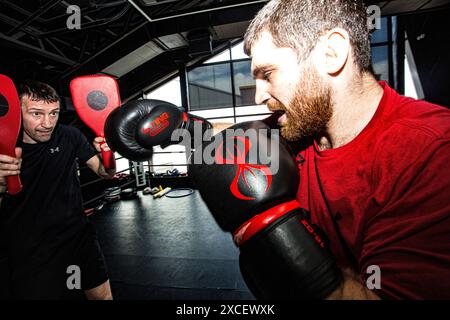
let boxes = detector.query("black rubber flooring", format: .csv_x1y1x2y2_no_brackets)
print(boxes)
90,190,254,300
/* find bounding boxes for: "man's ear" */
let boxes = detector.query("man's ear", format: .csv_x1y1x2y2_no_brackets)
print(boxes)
323,28,351,75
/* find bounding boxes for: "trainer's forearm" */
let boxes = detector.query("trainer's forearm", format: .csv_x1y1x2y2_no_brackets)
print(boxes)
326,269,380,300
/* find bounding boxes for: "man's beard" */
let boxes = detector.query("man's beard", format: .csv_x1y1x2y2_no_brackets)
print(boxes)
267,62,333,141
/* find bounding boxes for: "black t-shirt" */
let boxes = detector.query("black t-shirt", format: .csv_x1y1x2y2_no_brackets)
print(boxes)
0,124,97,267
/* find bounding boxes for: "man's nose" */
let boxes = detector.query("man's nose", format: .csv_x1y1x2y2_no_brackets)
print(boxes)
41,115,53,129
254,79,271,105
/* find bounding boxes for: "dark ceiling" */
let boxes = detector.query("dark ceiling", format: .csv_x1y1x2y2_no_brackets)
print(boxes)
1,0,449,102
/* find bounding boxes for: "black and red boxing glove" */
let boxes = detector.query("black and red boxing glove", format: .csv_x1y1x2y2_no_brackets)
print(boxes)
188,120,342,299
104,99,212,161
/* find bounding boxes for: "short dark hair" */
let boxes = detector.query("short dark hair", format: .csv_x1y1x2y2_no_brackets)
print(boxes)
18,80,60,104
244,0,372,73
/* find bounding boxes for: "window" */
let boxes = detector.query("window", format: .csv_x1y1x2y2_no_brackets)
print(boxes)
188,63,233,110
233,60,256,107
146,78,182,106
372,45,389,81
371,16,388,43
187,41,256,110
370,17,393,83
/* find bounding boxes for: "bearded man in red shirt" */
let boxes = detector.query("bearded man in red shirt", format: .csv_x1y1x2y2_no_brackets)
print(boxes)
243,0,450,299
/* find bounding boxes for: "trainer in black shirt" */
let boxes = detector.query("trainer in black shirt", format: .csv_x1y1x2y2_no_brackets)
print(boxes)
0,80,115,299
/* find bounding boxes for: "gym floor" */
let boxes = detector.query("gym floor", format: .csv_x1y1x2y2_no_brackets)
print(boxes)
91,190,254,300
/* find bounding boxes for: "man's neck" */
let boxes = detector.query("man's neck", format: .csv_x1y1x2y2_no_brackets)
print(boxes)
317,73,384,151
22,133,37,144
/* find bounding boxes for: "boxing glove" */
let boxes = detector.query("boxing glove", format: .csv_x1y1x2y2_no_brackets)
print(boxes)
188,121,342,299
104,99,212,162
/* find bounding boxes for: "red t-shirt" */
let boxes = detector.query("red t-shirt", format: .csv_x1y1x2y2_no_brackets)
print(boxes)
295,82,450,299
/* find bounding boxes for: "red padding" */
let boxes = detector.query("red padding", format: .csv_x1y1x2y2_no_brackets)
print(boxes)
233,200,301,246
70,75,120,169
0,74,22,194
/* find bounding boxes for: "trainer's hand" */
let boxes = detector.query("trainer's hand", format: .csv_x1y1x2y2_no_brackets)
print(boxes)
0,147,22,190
93,137,111,153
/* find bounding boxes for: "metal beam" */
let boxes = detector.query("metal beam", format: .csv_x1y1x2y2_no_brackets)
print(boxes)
128,0,269,22
0,13,39,37
1,0,46,23
79,35,90,62
0,32,76,66
57,20,150,80
50,37,91,56
7,0,62,37
58,1,263,80
40,4,130,37
44,38,67,58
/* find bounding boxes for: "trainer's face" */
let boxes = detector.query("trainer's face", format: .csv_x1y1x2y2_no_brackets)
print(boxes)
21,95,60,144
251,31,332,141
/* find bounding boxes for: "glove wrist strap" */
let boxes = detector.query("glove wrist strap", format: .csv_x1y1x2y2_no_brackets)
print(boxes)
233,200,301,246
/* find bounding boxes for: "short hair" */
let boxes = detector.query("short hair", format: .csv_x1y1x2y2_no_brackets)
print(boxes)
244,0,372,73
18,80,60,104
